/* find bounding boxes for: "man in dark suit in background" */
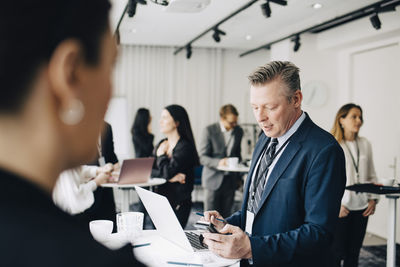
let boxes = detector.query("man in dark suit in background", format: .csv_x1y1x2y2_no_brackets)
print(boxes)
200,104,243,218
203,61,346,267
80,121,118,225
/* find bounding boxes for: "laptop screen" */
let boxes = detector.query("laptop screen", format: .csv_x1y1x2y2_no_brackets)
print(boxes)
134,186,193,252
118,157,155,184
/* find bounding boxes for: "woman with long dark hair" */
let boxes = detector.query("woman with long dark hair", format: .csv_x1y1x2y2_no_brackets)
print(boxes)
151,104,199,228
131,108,154,157
330,103,378,267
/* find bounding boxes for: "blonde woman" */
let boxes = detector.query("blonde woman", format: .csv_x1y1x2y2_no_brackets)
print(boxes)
330,103,378,267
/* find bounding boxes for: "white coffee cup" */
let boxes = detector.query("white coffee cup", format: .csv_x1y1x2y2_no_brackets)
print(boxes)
380,178,395,186
116,212,144,241
89,220,113,242
227,157,239,168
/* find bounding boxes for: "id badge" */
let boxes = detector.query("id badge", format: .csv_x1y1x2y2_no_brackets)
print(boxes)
245,210,254,235
98,156,106,166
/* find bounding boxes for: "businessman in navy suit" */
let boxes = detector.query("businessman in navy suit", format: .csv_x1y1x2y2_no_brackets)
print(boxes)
203,61,346,267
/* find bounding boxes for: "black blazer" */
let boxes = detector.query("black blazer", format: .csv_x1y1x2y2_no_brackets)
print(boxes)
151,138,198,205
0,168,145,267
132,132,154,158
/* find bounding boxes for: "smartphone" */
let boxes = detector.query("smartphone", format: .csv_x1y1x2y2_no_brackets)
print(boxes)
193,221,220,234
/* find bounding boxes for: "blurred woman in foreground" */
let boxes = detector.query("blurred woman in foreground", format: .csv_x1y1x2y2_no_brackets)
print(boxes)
0,1,144,266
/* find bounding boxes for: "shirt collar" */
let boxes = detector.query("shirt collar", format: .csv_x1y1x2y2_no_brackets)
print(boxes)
276,111,305,146
219,121,232,133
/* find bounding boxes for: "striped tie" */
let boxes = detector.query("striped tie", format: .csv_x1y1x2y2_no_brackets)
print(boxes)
248,138,278,213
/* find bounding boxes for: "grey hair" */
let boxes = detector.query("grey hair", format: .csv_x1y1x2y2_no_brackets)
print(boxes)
248,61,301,101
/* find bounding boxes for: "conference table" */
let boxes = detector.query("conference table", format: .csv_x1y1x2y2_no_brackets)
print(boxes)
346,183,400,267
102,178,166,212
98,230,239,267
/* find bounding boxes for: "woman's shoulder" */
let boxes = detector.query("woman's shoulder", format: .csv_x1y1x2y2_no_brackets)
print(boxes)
177,137,193,146
175,138,196,153
357,136,371,145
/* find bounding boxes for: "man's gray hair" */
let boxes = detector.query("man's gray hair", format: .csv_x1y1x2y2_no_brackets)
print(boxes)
248,61,301,100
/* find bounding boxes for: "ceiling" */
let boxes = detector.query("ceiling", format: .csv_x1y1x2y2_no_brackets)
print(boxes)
110,0,383,51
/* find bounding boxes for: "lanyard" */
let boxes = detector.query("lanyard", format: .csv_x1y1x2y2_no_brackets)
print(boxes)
250,135,293,200
344,140,360,182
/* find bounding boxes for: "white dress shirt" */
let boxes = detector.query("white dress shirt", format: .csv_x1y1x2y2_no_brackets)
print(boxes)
52,165,99,214
220,121,234,156
341,136,378,210
249,112,306,191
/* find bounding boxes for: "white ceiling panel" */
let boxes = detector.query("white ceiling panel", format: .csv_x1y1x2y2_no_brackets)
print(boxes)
111,0,389,49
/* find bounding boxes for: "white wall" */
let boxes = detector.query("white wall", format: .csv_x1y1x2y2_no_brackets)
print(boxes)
107,8,400,240
108,45,268,160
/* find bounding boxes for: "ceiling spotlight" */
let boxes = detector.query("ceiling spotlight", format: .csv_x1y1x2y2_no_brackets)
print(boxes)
149,0,168,5
270,0,287,5
312,3,322,9
212,27,226,43
291,35,301,52
370,13,381,30
261,1,271,18
127,0,137,17
186,44,192,59
127,0,147,18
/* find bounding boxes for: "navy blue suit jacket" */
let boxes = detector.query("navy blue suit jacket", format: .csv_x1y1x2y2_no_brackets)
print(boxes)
227,114,346,267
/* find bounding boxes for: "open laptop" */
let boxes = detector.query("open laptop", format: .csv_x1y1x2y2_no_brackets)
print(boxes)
134,186,207,252
115,157,155,185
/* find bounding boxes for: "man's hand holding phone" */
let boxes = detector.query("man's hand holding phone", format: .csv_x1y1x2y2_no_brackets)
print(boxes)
194,221,221,234
199,210,252,259
202,210,226,230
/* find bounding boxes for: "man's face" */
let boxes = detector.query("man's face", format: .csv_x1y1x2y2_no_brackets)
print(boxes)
221,113,238,131
250,78,302,138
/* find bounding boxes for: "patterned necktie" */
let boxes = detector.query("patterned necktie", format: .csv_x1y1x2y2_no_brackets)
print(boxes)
248,138,278,213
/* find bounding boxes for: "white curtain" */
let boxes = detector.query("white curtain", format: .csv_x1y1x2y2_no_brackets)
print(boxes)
112,45,224,157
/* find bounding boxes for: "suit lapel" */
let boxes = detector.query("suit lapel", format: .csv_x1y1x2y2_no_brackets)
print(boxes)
227,127,237,157
255,115,312,215
255,141,301,214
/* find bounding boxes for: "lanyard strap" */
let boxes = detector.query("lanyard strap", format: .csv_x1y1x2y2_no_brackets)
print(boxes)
344,140,360,181
250,135,293,199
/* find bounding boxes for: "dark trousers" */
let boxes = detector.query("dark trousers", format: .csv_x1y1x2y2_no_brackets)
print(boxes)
204,175,237,218
330,209,369,267
75,187,116,230
172,199,192,229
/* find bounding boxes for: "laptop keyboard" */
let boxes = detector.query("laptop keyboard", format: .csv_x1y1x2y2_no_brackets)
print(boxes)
185,231,208,250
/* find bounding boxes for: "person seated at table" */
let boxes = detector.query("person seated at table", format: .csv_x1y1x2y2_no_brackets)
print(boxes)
81,121,120,228
131,108,154,158
0,0,145,266
330,103,379,267
53,163,115,215
151,105,199,228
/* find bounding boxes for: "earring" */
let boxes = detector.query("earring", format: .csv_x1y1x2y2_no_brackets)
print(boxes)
59,99,85,125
